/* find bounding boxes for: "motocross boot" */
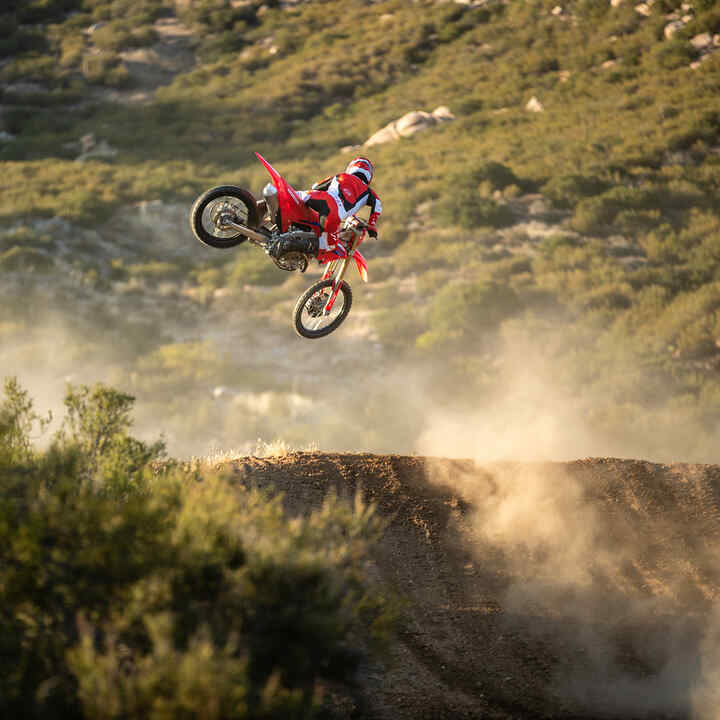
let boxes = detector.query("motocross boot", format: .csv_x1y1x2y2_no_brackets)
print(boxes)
270,234,319,258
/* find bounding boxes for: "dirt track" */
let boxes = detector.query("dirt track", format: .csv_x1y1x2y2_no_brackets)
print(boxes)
225,453,720,719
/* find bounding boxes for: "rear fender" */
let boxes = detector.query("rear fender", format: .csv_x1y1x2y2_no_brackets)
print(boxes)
255,152,320,233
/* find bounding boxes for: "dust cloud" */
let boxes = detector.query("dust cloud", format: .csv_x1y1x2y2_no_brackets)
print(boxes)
421,453,720,717
409,329,720,716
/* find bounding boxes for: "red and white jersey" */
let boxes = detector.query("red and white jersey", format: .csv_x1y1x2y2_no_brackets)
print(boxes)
309,172,382,228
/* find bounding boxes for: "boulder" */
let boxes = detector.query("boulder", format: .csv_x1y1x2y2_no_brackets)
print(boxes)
364,106,455,146
76,138,118,162
525,96,544,112
690,32,712,50
635,1,654,17
4,82,47,96
611,0,625,6
664,21,684,39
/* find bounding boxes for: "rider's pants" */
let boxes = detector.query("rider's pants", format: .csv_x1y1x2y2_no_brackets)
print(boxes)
299,191,342,249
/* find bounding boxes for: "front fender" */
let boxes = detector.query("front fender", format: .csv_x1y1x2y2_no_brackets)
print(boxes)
353,249,368,282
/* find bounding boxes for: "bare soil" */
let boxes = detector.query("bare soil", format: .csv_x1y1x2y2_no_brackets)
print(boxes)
225,453,720,719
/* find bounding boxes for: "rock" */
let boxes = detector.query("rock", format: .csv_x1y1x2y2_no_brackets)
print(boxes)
76,138,118,162
80,133,96,153
635,1,654,17
681,13,693,22
529,198,550,215
690,32,713,50
551,5,563,15
558,70,571,82
525,96,543,112
690,54,711,69
611,0,625,6
85,21,106,35
364,106,455,146
0,131,15,142
394,111,433,135
664,21,684,39
380,13,394,22
431,106,455,121
340,144,360,154
4,82,47,96
602,59,618,68
681,2,693,10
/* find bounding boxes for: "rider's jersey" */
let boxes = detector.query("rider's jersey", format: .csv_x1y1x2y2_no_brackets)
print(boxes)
311,172,382,228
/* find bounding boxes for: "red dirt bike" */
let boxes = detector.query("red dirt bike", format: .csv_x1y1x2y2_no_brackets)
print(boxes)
190,152,370,339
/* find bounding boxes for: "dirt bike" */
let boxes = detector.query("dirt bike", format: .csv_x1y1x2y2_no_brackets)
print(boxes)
189,152,370,339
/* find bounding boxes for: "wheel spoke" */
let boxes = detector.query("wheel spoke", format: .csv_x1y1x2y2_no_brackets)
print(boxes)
294,279,352,338
302,290,343,332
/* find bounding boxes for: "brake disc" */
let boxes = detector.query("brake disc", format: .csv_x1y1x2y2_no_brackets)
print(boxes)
306,294,327,318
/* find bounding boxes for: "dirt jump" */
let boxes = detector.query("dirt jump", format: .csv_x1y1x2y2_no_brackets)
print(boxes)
225,453,720,719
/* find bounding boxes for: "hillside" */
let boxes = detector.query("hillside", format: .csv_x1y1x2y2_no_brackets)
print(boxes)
230,451,720,719
2,0,720,460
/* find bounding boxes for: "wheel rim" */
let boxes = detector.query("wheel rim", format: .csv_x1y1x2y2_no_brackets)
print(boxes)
201,196,250,239
301,287,346,332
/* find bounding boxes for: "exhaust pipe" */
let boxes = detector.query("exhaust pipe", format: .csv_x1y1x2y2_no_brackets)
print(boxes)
223,220,271,244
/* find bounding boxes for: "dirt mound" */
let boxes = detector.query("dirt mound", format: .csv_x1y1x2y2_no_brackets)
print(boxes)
224,453,720,719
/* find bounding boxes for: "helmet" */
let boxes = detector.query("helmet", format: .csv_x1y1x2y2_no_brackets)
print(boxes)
345,156,374,184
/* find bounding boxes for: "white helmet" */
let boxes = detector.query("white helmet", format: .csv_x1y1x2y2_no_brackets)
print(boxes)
345,156,374,184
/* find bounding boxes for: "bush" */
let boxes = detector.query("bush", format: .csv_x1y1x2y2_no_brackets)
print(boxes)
468,161,520,190
92,21,158,52
436,188,514,230
0,379,394,719
650,39,697,70
0,246,54,272
417,280,522,350
541,174,610,210
229,249,287,286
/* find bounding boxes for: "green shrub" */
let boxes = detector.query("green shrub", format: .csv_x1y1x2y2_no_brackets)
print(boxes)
229,249,287,287
417,280,522,350
541,174,610,210
650,39,697,70
468,161,520,191
129,261,183,281
436,189,514,230
81,51,120,84
0,246,54,272
372,303,424,352
0,379,394,719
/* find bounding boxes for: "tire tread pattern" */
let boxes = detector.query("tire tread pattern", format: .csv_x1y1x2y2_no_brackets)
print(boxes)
190,185,260,249
294,279,353,338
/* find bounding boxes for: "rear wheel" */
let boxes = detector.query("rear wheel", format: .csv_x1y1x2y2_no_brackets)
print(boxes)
293,279,352,338
190,185,260,248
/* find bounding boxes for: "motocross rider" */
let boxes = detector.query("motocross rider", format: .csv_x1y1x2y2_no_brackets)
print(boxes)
270,156,381,258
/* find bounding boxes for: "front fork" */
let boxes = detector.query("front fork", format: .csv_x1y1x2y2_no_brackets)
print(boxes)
321,234,359,312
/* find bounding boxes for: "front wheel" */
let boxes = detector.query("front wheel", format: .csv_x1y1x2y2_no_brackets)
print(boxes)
293,279,353,339
190,185,260,249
